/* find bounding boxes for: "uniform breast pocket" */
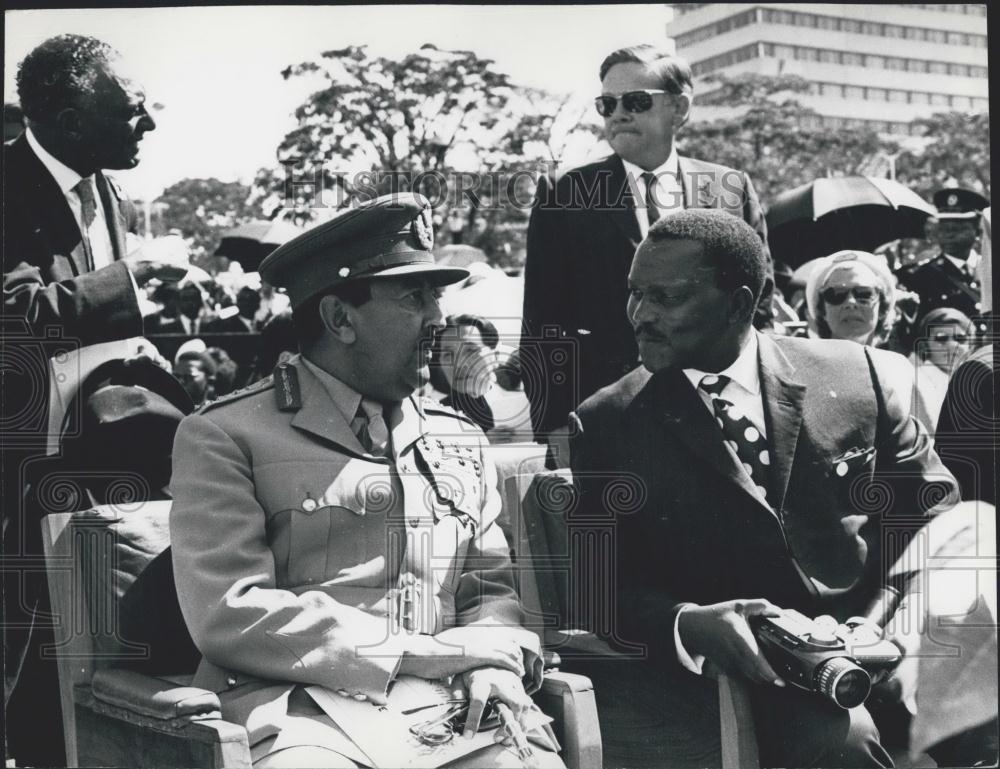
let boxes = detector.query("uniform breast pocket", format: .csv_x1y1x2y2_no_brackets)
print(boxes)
288,500,367,586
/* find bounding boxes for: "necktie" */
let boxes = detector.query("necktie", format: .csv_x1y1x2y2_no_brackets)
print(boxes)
74,178,98,270
357,398,389,456
699,374,771,503
641,171,661,226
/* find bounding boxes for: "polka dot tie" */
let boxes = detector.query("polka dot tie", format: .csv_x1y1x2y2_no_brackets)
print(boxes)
641,171,661,226
699,374,771,503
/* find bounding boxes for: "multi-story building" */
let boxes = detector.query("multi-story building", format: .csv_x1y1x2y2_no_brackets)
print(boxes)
668,4,988,135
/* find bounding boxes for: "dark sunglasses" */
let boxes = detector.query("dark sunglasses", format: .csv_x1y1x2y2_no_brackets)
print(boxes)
820,286,880,306
595,89,668,117
932,332,968,343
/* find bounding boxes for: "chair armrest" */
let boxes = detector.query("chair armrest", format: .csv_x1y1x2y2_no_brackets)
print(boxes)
535,671,602,769
91,668,221,720
718,673,760,769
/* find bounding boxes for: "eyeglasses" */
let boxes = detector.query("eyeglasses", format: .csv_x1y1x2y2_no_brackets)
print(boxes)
932,332,968,343
820,287,880,306
595,89,669,117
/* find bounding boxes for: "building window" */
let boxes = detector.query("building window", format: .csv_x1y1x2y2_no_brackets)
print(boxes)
909,91,930,104
886,57,907,71
820,83,843,97
840,19,862,34
841,52,864,67
969,66,988,78
946,31,966,45
928,61,948,74
844,85,865,100
904,26,924,41
861,21,883,36
794,12,817,27
950,95,972,110
925,29,947,44
907,59,929,73
888,90,909,103
865,54,886,68
866,87,888,101
796,47,820,62
930,93,949,106
819,50,839,64
816,15,838,30
948,63,969,76
772,44,794,59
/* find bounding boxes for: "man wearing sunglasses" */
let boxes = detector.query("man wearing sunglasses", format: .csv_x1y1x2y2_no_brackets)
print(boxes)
520,45,770,464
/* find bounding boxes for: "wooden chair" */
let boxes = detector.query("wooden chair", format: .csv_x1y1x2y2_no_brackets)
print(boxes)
501,469,760,769
42,476,601,768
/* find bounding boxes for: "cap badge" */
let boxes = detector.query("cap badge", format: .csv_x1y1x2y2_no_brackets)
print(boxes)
412,206,434,250
339,267,350,278
947,194,958,206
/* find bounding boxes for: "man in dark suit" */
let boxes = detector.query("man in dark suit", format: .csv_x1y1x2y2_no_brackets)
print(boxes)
204,286,262,333
2,34,189,765
569,209,957,767
519,45,770,458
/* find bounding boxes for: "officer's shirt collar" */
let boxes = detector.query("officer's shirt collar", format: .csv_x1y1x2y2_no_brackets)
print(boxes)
300,355,362,427
620,147,679,188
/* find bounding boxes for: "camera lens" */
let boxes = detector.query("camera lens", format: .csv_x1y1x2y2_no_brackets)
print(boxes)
815,657,871,709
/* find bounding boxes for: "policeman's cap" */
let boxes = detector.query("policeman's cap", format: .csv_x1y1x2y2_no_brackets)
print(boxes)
260,194,469,308
933,188,988,221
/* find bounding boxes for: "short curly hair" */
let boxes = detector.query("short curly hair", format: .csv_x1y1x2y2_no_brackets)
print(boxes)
16,34,121,123
645,209,767,311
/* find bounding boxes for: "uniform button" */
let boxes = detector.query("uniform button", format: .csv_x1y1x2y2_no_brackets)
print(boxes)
352,693,368,701
337,689,350,698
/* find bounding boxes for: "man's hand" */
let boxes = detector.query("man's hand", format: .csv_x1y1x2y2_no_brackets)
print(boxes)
125,235,192,285
124,338,171,372
397,626,526,681
456,667,533,740
678,599,786,687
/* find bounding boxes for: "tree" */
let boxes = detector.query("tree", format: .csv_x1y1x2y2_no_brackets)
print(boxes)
894,111,990,199
255,44,515,224
680,73,893,205
254,45,603,268
156,177,259,268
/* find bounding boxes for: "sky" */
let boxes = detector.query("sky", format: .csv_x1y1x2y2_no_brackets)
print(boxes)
4,5,674,200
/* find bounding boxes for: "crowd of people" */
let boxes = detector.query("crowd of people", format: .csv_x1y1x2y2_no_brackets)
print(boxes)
2,33,995,769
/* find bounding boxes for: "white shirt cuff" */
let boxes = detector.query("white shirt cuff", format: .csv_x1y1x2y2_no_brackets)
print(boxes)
675,603,706,675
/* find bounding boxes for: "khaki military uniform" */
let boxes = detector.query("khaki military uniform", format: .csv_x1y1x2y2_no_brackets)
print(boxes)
170,354,541,752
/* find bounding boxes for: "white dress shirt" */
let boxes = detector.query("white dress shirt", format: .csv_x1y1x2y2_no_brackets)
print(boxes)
25,127,115,270
621,147,683,238
673,332,768,674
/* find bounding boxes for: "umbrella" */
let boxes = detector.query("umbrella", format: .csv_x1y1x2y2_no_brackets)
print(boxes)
766,177,936,269
214,219,303,271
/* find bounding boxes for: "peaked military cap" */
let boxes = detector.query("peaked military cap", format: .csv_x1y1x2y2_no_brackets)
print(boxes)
933,188,989,220
259,193,469,308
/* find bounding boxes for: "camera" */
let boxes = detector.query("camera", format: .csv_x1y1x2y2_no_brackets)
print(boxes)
752,606,902,709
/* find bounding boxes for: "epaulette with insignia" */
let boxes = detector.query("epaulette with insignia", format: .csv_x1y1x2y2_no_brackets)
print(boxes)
412,434,485,528
198,376,274,414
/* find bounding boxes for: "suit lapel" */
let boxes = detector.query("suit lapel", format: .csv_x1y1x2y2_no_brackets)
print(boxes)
604,156,642,246
96,172,129,261
648,368,772,512
11,136,90,275
757,333,806,513
678,156,718,210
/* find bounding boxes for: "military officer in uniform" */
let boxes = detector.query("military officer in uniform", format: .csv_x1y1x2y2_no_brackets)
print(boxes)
169,194,562,768
897,187,989,338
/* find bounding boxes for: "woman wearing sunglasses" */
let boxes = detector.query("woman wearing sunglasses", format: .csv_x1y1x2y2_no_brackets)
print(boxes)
804,250,898,347
909,307,972,433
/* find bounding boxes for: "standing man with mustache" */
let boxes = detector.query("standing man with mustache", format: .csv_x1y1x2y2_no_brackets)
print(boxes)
519,44,771,466
2,34,189,765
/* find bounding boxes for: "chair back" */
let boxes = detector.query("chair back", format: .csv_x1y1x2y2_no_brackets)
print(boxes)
42,500,175,765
